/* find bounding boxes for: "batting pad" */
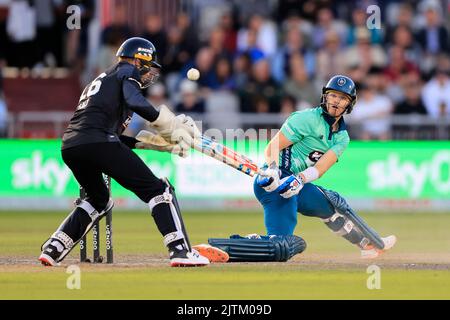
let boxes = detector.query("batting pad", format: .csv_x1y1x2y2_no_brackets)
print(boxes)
208,235,306,262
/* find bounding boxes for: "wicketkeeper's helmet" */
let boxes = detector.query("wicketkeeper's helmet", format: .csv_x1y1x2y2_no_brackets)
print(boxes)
116,37,161,88
320,75,357,114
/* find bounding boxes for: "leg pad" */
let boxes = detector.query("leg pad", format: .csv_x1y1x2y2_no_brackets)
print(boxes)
208,235,306,262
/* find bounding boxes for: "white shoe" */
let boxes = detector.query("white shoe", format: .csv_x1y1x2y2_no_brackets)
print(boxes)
38,242,62,266
361,235,397,259
170,249,210,267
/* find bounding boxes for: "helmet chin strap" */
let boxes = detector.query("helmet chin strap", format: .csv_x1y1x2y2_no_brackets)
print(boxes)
324,102,348,119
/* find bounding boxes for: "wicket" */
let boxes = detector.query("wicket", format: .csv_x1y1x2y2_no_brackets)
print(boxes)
79,175,113,263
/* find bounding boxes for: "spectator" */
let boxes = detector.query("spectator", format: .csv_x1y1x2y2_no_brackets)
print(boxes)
237,14,277,58
417,4,449,56
94,29,124,74
312,7,347,50
232,52,252,88
65,0,95,70
342,28,387,74
187,46,216,91
209,56,235,91
239,58,282,113
279,11,314,48
280,94,296,117
207,27,230,58
34,0,61,67
383,46,419,83
393,74,428,139
347,6,383,45
219,11,238,54
0,1,8,64
191,0,231,42
316,31,346,82
390,25,422,64
176,12,198,58
101,5,132,46
394,76,427,115
6,0,37,67
175,79,205,113
421,60,450,118
272,25,315,83
283,53,318,107
162,26,191,74
237,28,265,63
141,14,167,63
385,3,416,45
233,0,275,27
350,78,393,140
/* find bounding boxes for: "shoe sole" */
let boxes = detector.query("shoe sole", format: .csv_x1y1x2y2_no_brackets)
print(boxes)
192,245,229,263
170,259,209,267
38,253,59,267
361,236,397,259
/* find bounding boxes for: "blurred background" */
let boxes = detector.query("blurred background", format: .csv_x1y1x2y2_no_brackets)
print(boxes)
0,0,449,212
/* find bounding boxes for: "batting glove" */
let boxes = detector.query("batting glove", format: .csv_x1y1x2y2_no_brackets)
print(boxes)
256,162,281,192
276,175,304,198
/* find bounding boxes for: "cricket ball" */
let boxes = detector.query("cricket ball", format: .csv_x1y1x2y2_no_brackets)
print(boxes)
187,68,200,81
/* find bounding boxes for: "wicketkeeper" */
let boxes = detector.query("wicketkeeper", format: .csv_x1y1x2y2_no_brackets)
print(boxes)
39,37,209,267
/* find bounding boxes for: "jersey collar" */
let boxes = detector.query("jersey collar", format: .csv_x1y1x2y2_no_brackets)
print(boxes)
321,110,347,132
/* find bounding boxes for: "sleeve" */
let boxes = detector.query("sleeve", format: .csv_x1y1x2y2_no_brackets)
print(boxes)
118,64,159,122
122,79,159,122
329,131,350,158
119,135,139,149
280,112,311,143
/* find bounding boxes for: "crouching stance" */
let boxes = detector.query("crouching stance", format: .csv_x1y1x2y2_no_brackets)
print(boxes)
195,75,396,263
39,37,208,267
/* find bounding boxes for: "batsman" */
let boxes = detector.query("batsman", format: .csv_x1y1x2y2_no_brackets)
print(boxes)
195,75,397,263
39,37,209,267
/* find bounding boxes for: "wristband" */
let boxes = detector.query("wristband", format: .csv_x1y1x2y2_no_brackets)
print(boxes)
300,167,320,183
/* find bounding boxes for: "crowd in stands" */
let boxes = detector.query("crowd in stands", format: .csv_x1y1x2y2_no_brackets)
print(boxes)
0,0,449,139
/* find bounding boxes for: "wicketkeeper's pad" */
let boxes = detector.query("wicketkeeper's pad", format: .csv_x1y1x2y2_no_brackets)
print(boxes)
208,234,306,262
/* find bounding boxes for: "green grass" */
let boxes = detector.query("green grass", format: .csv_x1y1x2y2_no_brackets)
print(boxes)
1,210,450,299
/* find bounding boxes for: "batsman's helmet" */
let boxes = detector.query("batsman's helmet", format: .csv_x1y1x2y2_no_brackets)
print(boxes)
116,37,161,88
321,75,357,114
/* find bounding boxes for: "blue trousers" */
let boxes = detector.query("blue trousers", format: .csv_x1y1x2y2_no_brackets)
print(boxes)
253,179,335,236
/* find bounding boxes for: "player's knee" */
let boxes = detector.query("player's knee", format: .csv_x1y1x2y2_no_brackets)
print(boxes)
147,178,175,211
139,178,168,204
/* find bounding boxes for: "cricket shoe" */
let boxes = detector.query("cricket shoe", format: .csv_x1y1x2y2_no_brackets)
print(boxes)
192,244,229,263
361,235,397,259
39,240,64,266
170,248,210,267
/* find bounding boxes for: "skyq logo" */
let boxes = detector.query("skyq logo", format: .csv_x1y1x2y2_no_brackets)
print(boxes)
367,151,450,197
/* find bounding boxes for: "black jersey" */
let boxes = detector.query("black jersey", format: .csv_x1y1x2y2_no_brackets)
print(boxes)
62,61,159,150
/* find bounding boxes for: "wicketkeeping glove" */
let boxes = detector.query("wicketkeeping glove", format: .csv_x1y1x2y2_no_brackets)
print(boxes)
135,130,188,157
255,162,281,192
150,105,200,149
276,175,304,198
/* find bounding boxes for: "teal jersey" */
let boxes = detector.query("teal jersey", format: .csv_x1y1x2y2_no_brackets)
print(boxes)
279,107,350,175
